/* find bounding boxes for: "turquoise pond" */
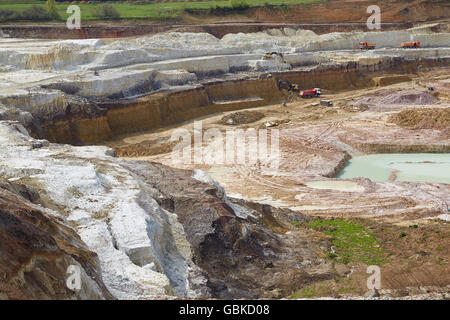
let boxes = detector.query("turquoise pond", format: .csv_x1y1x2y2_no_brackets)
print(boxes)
337,153,450,184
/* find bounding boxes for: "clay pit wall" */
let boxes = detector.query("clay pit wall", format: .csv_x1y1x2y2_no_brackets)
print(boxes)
0,22,415,40
37,56,450,145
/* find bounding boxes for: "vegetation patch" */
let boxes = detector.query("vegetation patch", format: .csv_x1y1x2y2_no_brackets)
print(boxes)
306,218,385,265
0,0,327,22
0,5,51,21
92,4,120,20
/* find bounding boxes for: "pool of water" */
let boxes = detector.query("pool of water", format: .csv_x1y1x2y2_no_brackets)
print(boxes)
337,153,450,184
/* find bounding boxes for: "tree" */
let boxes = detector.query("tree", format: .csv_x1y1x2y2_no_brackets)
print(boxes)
46,0,60,20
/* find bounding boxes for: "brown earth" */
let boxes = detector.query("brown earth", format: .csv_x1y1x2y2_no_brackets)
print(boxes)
0,179,114,300
1,1,448,39
182,0,450,25
290,217,450,299
219,110,265,126
121,160,337,299
389,107,450,130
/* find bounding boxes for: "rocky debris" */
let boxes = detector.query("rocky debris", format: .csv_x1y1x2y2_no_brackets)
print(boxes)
389,107,450,130
121,161,336,299
220,111,265,125
248,53,291,72
0,121,176,299
113,136,179,158
0,178,114,300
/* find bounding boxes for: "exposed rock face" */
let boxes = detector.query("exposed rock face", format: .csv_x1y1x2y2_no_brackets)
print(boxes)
0,121,176,299
0,29,449,144
0,179,113,300
122,162,336,299
0,120,336,299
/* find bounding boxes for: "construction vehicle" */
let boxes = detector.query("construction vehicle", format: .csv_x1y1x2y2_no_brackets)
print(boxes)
300,88,321,98
359,42,376,50
401,41,420,48
264,52,284,59
278,80,301,93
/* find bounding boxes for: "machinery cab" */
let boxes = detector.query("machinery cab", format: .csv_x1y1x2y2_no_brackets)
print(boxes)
264,51,284,59
359,42,376,50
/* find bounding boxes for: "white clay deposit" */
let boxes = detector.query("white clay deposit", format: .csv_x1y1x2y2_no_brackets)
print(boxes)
0,121,205,299
0,24,449,300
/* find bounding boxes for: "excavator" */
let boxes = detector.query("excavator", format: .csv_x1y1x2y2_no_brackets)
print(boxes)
277,79,300,92
277,80,321,98
264,52,284,59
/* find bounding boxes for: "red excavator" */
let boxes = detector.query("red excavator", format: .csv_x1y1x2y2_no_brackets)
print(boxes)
359,42,376,50
401,41,420,48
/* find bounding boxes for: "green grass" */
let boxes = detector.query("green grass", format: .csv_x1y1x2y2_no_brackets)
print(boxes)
306,218,386,265
0,0,327,21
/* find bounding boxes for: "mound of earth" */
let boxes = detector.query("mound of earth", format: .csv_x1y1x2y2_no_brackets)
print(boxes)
220,111,265,125
113,136,178,157
349,89,437,107
379,90,437,105
389,108,450,130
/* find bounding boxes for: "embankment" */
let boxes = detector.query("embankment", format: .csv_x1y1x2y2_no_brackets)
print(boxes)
0,22,414,40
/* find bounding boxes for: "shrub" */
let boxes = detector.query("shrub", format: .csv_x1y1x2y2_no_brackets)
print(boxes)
0,9,18,22
230,0,249,11
92,4,120,20
18,6,52,21
46,0,61,20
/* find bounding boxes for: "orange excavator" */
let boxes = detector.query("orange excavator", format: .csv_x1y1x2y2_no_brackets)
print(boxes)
401,41,420,48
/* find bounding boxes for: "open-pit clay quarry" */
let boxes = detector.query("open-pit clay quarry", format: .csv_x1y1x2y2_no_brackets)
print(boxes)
0,21,449,300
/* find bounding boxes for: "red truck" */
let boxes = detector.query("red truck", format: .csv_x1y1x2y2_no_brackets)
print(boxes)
300,88,321,98
401,41,420,48
359,42,376,50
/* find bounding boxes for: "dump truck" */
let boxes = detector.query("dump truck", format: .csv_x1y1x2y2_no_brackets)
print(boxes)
359,42,376,50
300,88,321,98
401,41,420,48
